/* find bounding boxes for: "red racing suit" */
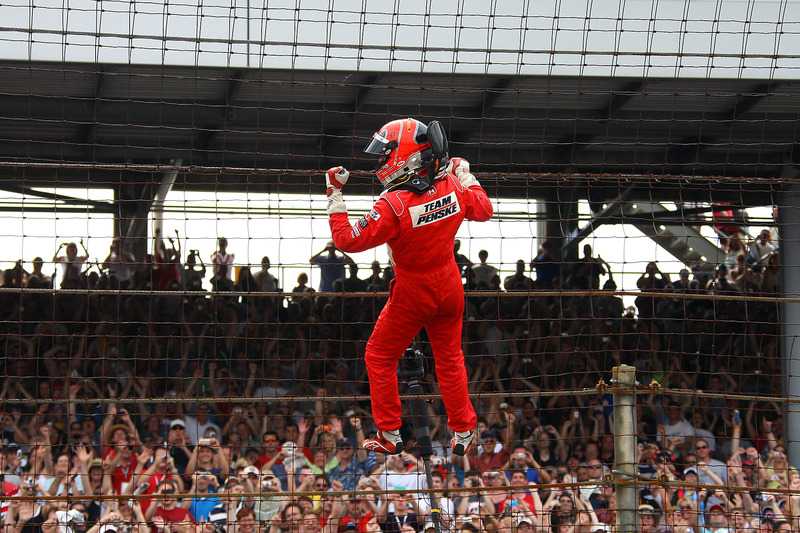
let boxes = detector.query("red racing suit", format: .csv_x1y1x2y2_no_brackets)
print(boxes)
329,172,494,432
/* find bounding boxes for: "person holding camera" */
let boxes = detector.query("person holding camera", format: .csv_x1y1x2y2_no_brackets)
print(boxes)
377,491,420,533
496,470,541,519
693,438,728,487
145,479,194,533
502,446,549,485
4,474,44,533
252,469,284,525
453,474,496,518
183,249,207,289
185,436,229,480
134,445,185,508
181,470,221,523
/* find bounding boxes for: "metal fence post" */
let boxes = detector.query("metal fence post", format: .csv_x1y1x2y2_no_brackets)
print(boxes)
612,364,638,533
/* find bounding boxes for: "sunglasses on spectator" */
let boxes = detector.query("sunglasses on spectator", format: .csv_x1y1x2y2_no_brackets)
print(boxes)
695,445,708,450
264,437,277,442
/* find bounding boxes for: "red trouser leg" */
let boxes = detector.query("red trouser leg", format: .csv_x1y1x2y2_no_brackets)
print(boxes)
426,272,477,433
365,266,476,433
365,279,425,431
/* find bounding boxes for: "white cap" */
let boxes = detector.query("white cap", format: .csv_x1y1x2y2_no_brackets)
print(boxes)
242,466,260,476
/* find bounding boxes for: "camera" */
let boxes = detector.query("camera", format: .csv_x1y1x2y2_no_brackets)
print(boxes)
208,432,216,439
134,482,150,496
517,452,526,459
499,403,508,411
774,451,781,458
198,438,212,446
25,478,35,487
262,480,273,488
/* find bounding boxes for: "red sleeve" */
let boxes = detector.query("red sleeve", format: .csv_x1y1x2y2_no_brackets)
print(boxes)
329,200,399,254
461,183,493,222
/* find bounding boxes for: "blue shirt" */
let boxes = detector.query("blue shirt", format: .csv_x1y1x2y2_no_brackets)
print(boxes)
314,254,347,292
188,495,220,522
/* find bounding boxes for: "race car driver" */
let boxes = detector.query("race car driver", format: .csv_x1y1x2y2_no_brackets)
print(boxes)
324,117,494,456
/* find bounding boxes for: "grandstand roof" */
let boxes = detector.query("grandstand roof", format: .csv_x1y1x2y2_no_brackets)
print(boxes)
0,60,790,205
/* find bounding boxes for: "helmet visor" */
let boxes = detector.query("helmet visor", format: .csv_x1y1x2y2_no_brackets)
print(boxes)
364,132,390,155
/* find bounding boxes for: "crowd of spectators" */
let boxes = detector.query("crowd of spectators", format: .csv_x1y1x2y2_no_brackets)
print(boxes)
0,226,790,533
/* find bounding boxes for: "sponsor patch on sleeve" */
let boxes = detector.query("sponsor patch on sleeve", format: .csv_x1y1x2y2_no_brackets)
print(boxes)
409,194,461,228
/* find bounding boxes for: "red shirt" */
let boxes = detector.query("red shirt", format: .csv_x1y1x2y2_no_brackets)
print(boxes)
1,481,19,518
105,450,137,494
497,494,536,516
469,450,510,473
151,505,194,533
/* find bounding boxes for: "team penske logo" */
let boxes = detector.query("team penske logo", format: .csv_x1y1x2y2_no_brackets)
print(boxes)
410,194,461,228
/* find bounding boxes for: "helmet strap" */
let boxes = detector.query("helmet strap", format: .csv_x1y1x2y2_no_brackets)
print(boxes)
386,172,433,195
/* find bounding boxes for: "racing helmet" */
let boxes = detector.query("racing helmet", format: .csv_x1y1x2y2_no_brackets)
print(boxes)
364,118,447,189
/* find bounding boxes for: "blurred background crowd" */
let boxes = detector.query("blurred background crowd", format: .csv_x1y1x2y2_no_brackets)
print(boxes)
0,227,789,533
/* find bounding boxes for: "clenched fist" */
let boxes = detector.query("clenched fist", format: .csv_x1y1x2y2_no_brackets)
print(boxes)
446,157,480,188
326,166,349,195
325,166,349,215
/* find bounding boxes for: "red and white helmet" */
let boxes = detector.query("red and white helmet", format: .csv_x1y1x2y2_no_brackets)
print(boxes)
364,118,445,189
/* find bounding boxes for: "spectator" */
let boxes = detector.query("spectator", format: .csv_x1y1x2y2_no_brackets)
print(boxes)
153,228,181,290
181,470,220,522
532,240,559,289
638,504,660,533
571,244,606,290
145,479,195,533
471,249,499,289
235,507,257,533
450,239,473,279
254,256,279,292
53,241,89,288
324,437,371,494
636,262,672,320
102,237,136,290
185,436,229,480
184,403,222,446
253,469,283,524
208,477,246,532
504,260,535,292
309,241,354,292
659,400,695,456
135,445,185,501
211,237,235,281
377,491,420,533
341,263,368,293
748,229,775,270
183,248,207,289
